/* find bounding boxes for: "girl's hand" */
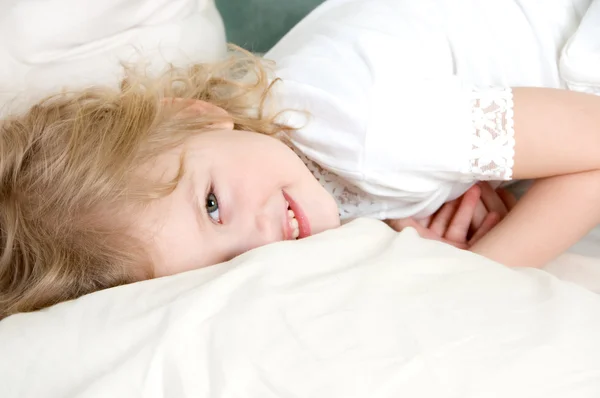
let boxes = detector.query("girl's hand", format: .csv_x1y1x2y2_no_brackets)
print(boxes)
386,183,517,249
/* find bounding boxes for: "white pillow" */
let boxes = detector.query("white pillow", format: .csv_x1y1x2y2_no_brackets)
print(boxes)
2,219,600,397
0,0,227,114
560,0,600,94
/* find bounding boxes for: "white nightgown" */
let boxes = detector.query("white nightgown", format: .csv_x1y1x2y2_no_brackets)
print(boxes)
265,0,591,220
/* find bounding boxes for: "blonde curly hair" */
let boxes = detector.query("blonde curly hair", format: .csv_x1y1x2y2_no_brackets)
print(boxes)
0,47,290,319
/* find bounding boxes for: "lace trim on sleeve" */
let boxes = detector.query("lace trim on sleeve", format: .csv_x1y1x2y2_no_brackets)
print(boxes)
467,87,515,180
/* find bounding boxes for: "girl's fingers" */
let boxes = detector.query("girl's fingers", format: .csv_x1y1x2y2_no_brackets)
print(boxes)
444,185,481,243
386,217,468,250
497,188,518,210
417,216,432,228
386,218,424,233
385,218,412,232
387,183,511,249
471,200,488,230
386,218,441,241
479,182,509,216
429,200,459,236
469,212,501,244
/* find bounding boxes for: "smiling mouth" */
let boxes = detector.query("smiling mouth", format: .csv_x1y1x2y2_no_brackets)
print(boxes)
283,191,311,240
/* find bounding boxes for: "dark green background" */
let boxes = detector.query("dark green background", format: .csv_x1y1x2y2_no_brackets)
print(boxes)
215,0,326,53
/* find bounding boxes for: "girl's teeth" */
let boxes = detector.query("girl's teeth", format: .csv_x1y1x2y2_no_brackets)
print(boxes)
290,218,299,229
287,208,299,239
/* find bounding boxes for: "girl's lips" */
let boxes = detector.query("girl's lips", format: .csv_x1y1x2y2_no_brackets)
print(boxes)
283,191,311,239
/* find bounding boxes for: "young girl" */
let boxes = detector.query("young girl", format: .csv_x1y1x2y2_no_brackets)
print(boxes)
1,0,599,318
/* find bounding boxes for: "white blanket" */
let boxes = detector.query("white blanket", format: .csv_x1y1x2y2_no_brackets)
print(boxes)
2,219,600,398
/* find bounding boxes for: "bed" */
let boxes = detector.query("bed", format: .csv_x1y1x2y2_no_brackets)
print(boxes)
1,0,600,397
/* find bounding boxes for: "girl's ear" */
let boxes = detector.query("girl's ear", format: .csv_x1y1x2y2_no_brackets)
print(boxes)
162,98,234,129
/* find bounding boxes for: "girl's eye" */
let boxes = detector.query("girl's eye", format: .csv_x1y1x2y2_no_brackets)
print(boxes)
206,192,221,223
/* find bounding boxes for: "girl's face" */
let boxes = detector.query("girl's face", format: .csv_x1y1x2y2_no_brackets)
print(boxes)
136,128,340,277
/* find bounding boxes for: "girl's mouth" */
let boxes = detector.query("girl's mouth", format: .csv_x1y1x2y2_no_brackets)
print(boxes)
283,191,311,240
